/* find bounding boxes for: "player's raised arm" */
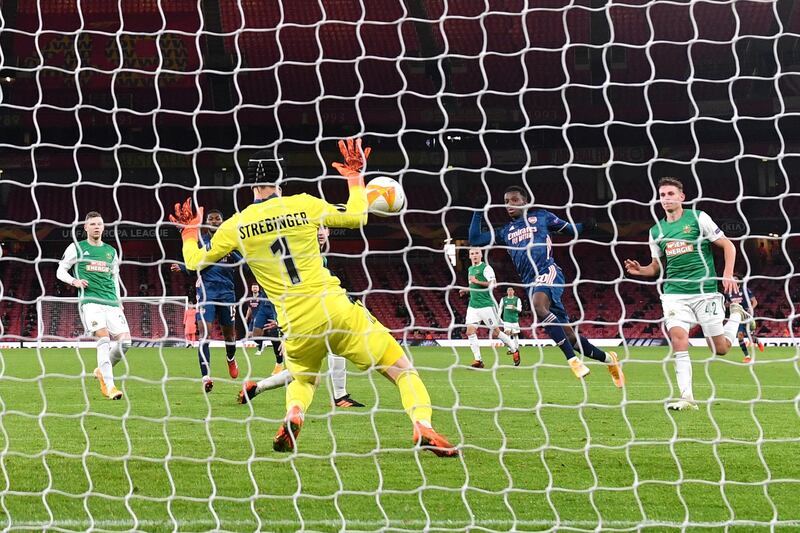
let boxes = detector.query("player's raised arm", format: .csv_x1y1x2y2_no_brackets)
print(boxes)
169,198,236,271
323,138,370,228
546,211,584,236
468,212,502,246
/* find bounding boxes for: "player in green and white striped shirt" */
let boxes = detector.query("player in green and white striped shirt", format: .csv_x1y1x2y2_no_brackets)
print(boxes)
458,248,520,368
56,212,131,400
624,178,748,411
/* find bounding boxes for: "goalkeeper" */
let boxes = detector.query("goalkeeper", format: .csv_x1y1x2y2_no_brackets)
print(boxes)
57,211,130,400
171,138,456,456
237,226,366,408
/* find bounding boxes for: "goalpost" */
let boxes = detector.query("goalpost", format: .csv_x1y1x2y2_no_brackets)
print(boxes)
36,297,188,347
0,0,798,531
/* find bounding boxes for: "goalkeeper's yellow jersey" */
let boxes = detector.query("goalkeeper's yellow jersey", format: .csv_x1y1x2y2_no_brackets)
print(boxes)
182,187,367,333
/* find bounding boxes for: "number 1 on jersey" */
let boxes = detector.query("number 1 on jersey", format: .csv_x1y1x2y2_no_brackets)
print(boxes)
270,237,301,284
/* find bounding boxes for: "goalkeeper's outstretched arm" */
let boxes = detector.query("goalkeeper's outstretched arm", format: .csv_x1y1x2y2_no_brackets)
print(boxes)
181,222,236,273
317,186,368,229
168,198,235,272
324,137,370,228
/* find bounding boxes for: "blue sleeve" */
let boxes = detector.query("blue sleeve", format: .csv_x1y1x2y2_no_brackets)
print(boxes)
469,213,503,246
178,263,189,275
546,211,582,236
232,250,252,276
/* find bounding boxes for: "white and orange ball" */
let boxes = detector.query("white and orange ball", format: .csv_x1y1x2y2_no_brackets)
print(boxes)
365,176,406,216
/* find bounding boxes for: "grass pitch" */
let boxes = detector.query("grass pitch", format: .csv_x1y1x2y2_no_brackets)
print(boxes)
0,345,798,531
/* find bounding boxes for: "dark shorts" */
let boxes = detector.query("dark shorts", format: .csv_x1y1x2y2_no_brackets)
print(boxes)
252,300,277,330
529,264,570,323
198,302,236,327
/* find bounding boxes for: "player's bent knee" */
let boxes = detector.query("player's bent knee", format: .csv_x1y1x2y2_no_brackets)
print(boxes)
714,338,731,355
396,368,419,381
668,327,689,349
380,352,415,383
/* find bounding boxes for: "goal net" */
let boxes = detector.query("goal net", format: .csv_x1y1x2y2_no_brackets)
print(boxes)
1,0,799,530
36,297,188,345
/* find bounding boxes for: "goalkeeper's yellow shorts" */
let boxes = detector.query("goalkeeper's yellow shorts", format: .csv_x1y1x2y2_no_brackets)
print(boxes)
283,294,404,384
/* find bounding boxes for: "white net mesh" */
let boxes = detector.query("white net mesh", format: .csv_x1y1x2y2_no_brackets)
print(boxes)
37,297,188,344
0,0,799,530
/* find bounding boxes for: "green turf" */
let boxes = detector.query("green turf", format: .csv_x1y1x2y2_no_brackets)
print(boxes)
0,345,798,531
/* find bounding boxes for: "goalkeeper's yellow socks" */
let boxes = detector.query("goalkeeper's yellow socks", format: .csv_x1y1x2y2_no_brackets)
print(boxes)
274,379,314,452
396,369,433,425
397,369,457,457
286,378,315,413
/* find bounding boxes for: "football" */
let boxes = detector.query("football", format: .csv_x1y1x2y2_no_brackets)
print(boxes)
365,176,406,216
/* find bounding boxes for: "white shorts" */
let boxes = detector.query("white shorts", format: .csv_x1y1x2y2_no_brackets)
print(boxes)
465,306,500,328
81,303,130,336
661,293,725,338
503,321,521,334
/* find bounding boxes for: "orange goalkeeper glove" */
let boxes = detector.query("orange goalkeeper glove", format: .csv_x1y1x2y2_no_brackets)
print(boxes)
168,197,204,242
331,137,371,187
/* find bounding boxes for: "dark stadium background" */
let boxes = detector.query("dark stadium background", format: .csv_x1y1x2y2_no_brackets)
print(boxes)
1,0,798,342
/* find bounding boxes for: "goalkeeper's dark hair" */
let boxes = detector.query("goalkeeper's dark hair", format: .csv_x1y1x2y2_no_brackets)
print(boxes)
206,208,223,218
246,149,286,186
504,185,529,201
84,211,103,221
